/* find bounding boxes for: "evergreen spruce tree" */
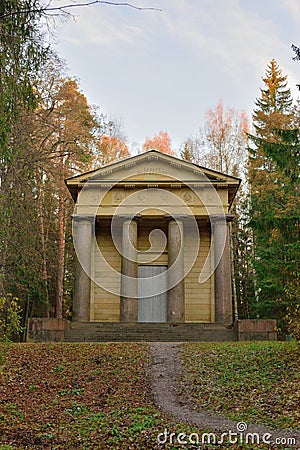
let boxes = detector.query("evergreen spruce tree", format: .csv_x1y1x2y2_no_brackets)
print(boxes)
255,60,292,114
248,60,299,330
180,140,196,163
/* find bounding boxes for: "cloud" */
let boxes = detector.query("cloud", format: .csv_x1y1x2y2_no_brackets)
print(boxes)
57,0,285,70
52,0,300,148
160,0,284,77
57,3,146,47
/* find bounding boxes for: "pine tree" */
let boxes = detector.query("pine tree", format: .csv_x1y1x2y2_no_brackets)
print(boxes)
0,0,48,155
248,60,299,329
255,59,292,115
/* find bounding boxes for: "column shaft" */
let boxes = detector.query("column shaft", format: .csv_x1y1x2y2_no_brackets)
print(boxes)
120,219,138,322
72,215,94,322
212,216,233,323
168,219,185,323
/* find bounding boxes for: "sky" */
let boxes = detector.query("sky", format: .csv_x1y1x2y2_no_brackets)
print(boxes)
52,0,300,153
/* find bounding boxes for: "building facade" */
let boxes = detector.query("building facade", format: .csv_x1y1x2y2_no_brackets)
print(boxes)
66,150,240,324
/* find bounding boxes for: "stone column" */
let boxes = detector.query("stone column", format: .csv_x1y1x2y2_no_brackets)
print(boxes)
168,218,185,323
72,215,94,322
120,218,138,322
211,215,233,323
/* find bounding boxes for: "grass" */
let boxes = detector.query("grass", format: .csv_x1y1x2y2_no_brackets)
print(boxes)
178,341,300,430
0,341,299,449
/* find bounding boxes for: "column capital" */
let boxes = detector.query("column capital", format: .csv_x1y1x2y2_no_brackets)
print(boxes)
164,214,189,222
210,214,226,224
210,214,234,224
115,214,141,222
71,214,95,223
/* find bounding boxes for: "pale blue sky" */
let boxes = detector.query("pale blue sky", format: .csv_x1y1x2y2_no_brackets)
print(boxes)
53,0,300,153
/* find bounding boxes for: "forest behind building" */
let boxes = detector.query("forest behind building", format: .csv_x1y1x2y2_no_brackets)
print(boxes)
0,2,299,340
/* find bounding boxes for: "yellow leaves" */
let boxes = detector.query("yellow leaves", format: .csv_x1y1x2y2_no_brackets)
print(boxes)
0,294,23,342
269,228,280,243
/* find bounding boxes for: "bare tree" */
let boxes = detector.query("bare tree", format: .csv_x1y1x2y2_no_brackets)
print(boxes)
181,99,249,178
0,1,161,20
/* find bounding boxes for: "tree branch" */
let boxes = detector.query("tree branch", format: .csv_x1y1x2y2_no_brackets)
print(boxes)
291,44,300,61
0,1,162,18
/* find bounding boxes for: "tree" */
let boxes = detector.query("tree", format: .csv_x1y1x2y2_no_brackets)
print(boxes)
180,138,200,164
142,131,174,155
90,115,130,166
0,1,161,18
0,0,48,156
0,0,50,316
181,99,249,176
0,53,98,325
0,48,134,328
94,135,130,165
248,59,299,329
291,44,300,61
0,0,150,165
36,75,96,318
0,294,23,341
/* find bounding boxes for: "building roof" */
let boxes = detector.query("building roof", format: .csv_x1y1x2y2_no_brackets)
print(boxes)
65,149,241,207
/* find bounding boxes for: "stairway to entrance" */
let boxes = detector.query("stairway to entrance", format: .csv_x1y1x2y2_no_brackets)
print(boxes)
64,322,237,342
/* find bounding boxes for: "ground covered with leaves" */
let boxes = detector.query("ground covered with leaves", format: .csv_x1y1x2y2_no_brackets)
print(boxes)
0,342,299,449
0,343,168,449
179,341,300,430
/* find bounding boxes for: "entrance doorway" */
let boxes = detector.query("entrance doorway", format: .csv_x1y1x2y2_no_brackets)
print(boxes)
138,265,167,322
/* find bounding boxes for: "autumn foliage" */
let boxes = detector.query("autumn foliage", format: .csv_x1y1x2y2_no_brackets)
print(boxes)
95,135,130,166
142,131,174,155
0,55,130,327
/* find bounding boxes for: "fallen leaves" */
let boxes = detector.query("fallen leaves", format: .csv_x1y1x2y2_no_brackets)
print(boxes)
178,341,300,430
0,341,298,449
0,343,164,449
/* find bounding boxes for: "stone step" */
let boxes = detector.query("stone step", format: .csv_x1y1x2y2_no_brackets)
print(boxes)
68,322,233,330
64,322,237,342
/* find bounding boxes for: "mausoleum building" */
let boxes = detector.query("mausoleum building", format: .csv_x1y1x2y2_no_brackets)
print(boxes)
66,150,240,325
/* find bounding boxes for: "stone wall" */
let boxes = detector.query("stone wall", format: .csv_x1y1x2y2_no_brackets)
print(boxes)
27,318,70,342
234,319,277,341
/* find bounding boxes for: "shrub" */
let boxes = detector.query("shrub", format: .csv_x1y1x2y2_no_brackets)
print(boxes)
0,294,23,342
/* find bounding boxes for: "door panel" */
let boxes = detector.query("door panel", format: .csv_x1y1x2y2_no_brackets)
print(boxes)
138,265,167,322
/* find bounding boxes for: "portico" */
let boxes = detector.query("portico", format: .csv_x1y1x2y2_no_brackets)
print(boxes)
66,150,240,325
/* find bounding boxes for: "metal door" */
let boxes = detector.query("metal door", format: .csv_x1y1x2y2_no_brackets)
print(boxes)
138,265,167,322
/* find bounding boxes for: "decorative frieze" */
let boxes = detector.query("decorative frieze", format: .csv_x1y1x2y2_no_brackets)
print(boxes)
113,191,124,203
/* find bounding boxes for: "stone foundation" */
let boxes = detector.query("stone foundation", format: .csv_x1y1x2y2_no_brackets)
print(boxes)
27,318,278,342
27,318,70,342
234,319,277,341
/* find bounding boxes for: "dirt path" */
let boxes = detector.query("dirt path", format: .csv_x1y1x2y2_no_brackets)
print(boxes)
149,342,300,445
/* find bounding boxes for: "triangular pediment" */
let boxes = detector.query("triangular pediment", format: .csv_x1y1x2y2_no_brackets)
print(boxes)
66,150,240,205
67,150,239,183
